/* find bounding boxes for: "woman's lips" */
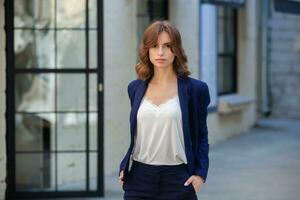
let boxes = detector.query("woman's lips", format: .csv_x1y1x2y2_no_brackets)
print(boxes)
156,59,166,62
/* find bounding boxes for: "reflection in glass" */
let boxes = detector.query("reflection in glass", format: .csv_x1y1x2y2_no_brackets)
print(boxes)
14,30,55,69
217,6,236,94
137,0,151,51
15,74,55,112
14,0,55,28
218,20,224,53
57,30,86,68
89,74,97,111
57,74,86,111
218,57,234,94
89,152,97,190
218,7,236,54
57,113,86,151
224,20,235,53
89,31,97,68
89,0,97,28
13,0,100,194
89,112,97,151
57,153,86,191
15,113,55,152
16,153,56,191
57,0,86,28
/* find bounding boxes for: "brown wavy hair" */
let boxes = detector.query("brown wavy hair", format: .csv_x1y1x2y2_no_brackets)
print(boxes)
136,20,191,81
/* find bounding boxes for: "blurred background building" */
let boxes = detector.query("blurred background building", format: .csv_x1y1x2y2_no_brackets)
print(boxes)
0,0,299,199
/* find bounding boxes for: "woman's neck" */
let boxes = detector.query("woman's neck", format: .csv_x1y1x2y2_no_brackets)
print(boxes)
151,66,177,85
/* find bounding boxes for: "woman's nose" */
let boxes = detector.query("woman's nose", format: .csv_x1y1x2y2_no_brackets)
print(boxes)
158,46,164,55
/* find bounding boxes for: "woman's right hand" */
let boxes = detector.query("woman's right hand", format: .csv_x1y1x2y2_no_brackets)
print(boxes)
119,170,124,186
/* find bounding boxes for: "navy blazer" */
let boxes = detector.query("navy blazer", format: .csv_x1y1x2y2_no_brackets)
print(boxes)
119,76,211,182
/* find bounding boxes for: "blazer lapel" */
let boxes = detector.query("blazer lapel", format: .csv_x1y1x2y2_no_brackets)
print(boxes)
129,79,148,141
177,77,192,147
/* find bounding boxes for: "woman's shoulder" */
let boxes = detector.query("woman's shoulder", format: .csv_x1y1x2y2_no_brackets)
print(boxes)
186,76,210,105
186,76,209,92
127,79,144,96
128,78,144,89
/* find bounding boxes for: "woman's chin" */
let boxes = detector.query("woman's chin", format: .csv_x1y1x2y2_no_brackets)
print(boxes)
154,64,171,68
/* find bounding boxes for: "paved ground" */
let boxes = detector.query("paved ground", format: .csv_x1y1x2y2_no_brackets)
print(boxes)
199,117,300,200
23,117,300,200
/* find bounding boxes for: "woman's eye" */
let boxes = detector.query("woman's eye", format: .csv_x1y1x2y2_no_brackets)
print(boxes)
153,44,158,48
166,44,171,48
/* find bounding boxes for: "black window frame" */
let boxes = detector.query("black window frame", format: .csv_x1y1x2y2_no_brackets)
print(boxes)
5,0,104,199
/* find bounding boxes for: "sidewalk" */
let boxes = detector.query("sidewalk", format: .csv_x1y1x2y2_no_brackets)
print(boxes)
199,117,300,200
27,117,300,200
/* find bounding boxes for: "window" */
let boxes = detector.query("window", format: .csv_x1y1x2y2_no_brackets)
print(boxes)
136,0,168,51
217,6,237,95
6,0,103,198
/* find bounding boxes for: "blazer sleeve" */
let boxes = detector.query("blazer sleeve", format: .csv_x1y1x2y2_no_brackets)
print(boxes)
193,82,211,183
119,80,138,174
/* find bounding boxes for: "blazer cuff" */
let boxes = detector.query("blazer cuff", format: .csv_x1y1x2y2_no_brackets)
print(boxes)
193,170,207,183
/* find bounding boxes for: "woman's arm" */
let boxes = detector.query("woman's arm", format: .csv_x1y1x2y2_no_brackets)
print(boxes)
193,82,211,183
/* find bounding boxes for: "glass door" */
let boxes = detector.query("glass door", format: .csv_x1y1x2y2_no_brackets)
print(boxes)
6,0,103,198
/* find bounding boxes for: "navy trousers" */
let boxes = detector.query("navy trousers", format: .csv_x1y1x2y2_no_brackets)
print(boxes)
122,160,198,200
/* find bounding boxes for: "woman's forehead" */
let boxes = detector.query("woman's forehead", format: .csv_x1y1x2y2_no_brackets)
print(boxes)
157,31,172,43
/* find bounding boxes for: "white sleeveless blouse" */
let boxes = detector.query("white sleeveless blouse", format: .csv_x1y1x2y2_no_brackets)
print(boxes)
132,94,187,165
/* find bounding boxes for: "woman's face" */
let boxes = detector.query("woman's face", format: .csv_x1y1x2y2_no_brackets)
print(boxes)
149,31,175,69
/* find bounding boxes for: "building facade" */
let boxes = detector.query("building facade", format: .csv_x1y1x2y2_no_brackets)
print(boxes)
268,0,300,118
0,0,299,199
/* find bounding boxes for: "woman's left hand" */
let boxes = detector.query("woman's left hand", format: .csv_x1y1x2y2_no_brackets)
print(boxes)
184,175,204,193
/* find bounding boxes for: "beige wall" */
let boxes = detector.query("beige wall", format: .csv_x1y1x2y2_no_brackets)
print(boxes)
103,0,137,175
0,0,6,198
169,0,200,78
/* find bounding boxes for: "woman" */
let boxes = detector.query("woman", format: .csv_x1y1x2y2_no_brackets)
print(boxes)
119,20,210,200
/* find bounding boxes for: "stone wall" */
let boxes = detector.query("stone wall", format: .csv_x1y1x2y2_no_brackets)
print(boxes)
269,11,300,118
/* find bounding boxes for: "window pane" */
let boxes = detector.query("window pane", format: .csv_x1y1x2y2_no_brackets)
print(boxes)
57,30,86,69
56,0,86,28
224,19,235,53
218,6,224,17
137,0,151,48
16,153,56,191
89,0,97,28
89,112,97,151
57,113,86,151
57,74,86,111
89,30,97,69
137,0,168,58
14,30,55,69
88,75,97,151
89,74,97,111
15,113,55,152
89,152,97,190
218,7,237,95
218,57,235,94
57,153,86,191
224,7,234,18
14,0,55,28
15,74,55,112
218,19,225,53
148,0,168,21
